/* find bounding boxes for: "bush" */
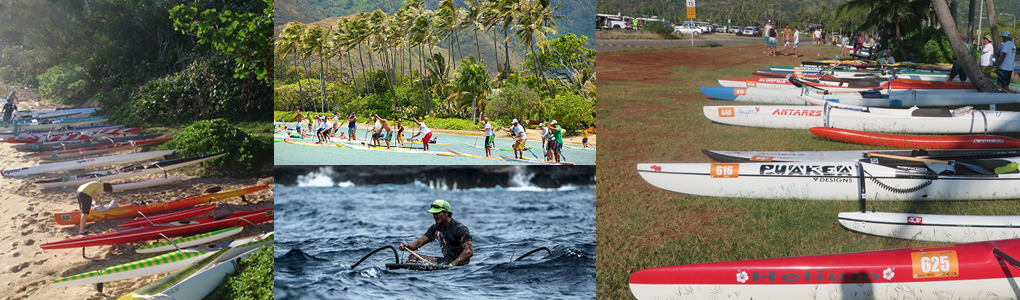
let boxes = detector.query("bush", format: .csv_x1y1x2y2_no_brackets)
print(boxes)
544,93,595,133
420,117,477,131
131,55,271,126
37,63,90,104
204,245,273,300
159,119,271,173
643,22,678,40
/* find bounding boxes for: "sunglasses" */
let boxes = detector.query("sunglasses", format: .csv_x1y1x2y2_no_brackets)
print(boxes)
431,204,447,211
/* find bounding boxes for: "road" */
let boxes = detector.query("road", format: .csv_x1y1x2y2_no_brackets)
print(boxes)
596,34,767,52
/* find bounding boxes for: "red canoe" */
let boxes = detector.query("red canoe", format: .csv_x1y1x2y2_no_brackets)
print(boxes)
117,205,217,227
53,184,270,226
810,127,1020,149
26,137,172,160
41,207,273,249
4,128,143,143
720,77,975,90
630,238,1020,300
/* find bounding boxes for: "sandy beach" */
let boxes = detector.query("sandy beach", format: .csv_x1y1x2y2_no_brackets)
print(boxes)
0,85,274,299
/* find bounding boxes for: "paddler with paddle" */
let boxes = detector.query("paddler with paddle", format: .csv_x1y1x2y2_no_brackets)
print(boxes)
478,117,496,157
409,118,433,152
399,199,473,266
76,181,115,235
504,119,527,159
372,114,394,150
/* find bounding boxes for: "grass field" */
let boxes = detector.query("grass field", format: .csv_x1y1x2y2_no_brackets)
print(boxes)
596,42,1020,299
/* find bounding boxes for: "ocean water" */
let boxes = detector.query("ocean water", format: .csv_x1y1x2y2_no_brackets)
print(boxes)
273,124,596,165
273,169,596,299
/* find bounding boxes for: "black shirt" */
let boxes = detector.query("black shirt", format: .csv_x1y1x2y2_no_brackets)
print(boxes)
424,218,472,262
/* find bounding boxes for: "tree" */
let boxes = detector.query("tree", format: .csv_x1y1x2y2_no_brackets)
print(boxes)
513,0,563,94
836,0,931,59
447,56,491,122
932,0,998,92
169,0,274,82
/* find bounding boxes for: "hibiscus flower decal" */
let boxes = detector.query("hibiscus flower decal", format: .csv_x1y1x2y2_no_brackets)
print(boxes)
883,267,895,281
736,270,749,283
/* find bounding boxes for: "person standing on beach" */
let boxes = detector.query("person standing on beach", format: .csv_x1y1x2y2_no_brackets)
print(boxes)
792,27,801,57
410,118,433,152
347,113,357,141
995,32,1016,90
479,117,495,157
76,181,113,235
2,93,16,125
768,26,778,56
578,126,592,148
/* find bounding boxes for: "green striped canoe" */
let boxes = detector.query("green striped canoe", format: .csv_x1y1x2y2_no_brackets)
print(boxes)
50,250,212,287
135,227,243,254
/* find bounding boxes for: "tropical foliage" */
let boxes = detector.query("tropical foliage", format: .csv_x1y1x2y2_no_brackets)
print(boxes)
275,0,596,131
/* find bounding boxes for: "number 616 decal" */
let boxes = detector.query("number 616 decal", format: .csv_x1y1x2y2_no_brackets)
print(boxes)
709,163,739,178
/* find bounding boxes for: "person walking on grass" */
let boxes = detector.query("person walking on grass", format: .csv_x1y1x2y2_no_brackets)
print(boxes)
783,25,792,56
763,21,772,56
981,35,995,78
410,118,432,152
768,26,778,56
792,27,801,57
995,32,1016,90
76,181,114,235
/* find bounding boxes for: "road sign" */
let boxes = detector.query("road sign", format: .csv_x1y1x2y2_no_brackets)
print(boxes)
686,0,696,7
687,7,696,19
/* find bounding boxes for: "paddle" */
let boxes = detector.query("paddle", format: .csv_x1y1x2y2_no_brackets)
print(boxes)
866,152,993,175
351,245,399,269
402,246,438,265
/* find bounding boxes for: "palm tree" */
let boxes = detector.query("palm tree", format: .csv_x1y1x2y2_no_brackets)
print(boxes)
513,0,563,93
932,0,998,92
465,0,486,65
275,22,308,111
300,24,330,113
447,56,490,122
436,0,458,68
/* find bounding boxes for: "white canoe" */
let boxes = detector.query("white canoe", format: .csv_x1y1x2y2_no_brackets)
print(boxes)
49,249,213,287
701,149,1020,162
111,177,182,192
704,104,1020,133
637,157,1020,201
699,86,1020,107
1,118,108,132
838,211,1020,243
135,227,243,254
35,152,224,189
16,107,101,120
120,241,268,300
1,150,176,178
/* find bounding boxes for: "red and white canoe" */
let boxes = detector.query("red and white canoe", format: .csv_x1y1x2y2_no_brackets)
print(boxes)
117,205,217,227
26,137,172,161
810,127,1020,149
718,77,975,90
41,207,273,249
630,238,1020,300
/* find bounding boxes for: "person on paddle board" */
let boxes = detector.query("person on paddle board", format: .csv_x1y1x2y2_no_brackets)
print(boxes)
578,125,592,148
395,118,405,148
504,119,527,159
372,114,393,150
543,123,554,161
399,199,473,266
410,118,432,152
549,120,564,163
478,117,495,157
346,113,357,141
538,121,549,152
293,110,305,138
76,181,114,235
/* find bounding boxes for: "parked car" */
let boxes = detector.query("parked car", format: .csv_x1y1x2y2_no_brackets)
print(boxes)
729,25,741,33
674,23,703,35
696,23,713,34
715,25,727,33
741,26,756,36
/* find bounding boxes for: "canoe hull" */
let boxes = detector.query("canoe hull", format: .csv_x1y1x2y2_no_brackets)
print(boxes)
839,211,1020,243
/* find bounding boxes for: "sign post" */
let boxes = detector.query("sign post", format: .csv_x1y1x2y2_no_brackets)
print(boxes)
687,0,696,47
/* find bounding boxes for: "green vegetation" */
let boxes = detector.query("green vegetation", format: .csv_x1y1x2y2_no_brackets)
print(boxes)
0,1,270,126
275,0,596,131
205,245,274,300
642,21,679,40
159,119,272,174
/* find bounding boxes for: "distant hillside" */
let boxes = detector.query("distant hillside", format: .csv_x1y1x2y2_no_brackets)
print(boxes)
597,0,1020,29
275,0,594,48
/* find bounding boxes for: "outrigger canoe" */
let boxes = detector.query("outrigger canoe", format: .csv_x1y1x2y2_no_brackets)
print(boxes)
839,211,1020,243
53,184,269,225
630,238,1020,300
4,127,141,143
1,150,176,178
41,207,273,249
35,152,225,189
28,137,172,161
704,105,1020,133
117,205,217,227
809,127,1020,149
637,156,1020,201
11,134,161,152
701,149,1020,163
698,86,1020,107
135,227,244,254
